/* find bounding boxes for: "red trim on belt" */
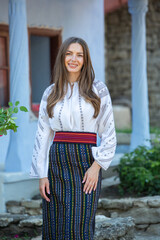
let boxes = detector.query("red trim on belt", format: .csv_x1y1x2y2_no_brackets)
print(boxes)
53,131,97,144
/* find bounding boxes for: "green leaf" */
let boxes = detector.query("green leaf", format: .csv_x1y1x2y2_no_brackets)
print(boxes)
8,119,16,124
15,101,20,106
12,125,18,132
2,129,7,135
8,107,13,113
0,118,5,123
20,106,28,112
7,110,10,116
0,113,7,118
8,102,13,107
13,107,18,113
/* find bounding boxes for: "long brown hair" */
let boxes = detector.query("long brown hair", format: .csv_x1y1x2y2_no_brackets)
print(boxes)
47,37,100,118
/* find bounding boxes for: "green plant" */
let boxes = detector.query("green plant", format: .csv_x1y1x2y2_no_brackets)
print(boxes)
116,128,132,133
115,137,160,196
0,101,28,136
116,126,160,134
0,232,35,240
1,237,31,240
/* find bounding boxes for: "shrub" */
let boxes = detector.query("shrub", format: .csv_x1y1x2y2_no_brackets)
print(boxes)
115,137,160,196
0,101,28,136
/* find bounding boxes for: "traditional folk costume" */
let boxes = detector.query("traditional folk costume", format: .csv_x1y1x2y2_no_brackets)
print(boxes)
30,79,116,240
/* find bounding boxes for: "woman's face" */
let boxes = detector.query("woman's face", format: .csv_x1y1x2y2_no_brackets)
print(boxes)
65,43,84,75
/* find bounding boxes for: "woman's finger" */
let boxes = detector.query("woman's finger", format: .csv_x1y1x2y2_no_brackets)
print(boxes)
46,181,50,195
39,186,43,198
84,180,93,194
82,172,87,183
89,181,97,193
83,182,87,192
42,186,50,202
83,178,90,192
94,181,97,191
39,180,50,202
88,184,94,194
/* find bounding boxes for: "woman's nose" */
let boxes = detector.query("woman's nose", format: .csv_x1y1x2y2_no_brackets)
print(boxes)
71,54,76,61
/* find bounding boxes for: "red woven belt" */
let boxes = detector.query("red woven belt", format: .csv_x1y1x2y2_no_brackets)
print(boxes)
53,131,97,144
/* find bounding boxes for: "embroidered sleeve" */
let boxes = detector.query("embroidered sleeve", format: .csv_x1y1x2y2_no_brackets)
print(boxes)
30,84,55,178
92,81,117,170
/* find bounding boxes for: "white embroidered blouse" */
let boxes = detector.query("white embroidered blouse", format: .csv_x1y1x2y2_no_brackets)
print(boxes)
30,79,117,178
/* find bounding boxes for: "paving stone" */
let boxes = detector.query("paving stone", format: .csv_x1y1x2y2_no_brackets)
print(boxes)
147,198,160,208
133,199,148,208
146,223,160,236
98,198,133,210
31,236,42,240
19,216,42,227
119,207,160,225
0,213,29,224
135,224,149,230
135,233,160,240
94,215,135,240
21,199,42,209
7,206,25,214
25,208,42,216
0,217,13,227
6,200,21,206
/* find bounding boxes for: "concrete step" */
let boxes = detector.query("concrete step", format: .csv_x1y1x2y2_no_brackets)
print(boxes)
31,234,160,240
135,234,160,240
116,133,157,145
101,176,120,189
31,236,41,240
0,172,39,213
102,153,123,179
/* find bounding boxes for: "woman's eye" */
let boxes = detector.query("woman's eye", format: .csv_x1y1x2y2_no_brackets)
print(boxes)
66,53,71,55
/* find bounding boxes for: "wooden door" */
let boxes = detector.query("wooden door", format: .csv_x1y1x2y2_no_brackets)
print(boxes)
0,30,9,107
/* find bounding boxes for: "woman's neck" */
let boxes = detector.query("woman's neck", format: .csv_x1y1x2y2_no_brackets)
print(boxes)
68,72,80,84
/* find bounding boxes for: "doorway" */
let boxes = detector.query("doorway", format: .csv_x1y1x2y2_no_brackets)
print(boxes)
28,28,62,117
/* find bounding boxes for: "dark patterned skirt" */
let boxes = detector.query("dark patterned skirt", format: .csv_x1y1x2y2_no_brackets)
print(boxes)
42,131,102,240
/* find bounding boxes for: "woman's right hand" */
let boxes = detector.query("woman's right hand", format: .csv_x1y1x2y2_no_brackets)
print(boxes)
39,177,50,202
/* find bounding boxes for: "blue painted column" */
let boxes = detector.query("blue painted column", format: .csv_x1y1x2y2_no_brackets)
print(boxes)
5,0,30,172
128,0,150,150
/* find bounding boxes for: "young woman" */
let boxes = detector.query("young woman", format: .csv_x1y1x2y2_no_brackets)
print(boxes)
30,37,116,240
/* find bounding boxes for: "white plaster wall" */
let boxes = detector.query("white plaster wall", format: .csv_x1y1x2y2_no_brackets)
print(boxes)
0,134,10,170
26,0,105,82
0,0,105,173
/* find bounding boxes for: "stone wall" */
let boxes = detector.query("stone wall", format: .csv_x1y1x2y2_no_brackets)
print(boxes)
0,200,42,238
97,195,160,237
105,0,160,127
1,196,160,239
0,199,135,240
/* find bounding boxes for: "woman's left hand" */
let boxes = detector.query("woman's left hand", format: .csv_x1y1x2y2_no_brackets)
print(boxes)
82,161,101,194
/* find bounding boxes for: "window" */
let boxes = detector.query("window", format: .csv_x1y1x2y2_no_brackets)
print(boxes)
0,25,9,107
28,28,62,117
0,25,62,114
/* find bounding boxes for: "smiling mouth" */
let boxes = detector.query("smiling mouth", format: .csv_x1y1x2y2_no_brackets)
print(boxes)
68,63,78,68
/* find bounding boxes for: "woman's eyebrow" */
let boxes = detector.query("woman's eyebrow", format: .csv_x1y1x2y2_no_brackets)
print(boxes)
66,50,83,54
